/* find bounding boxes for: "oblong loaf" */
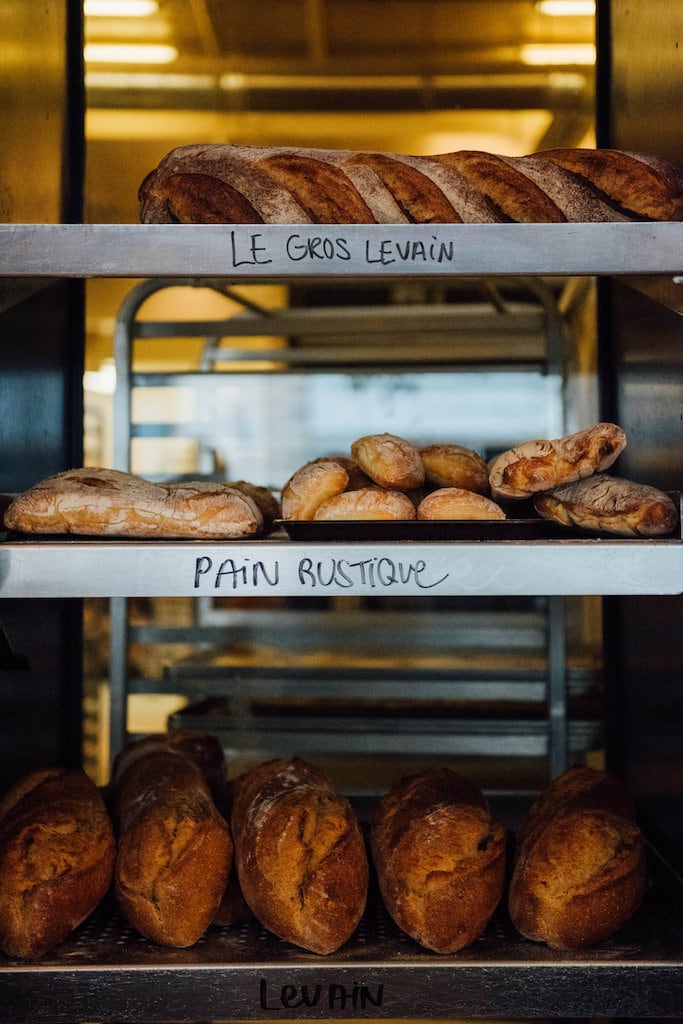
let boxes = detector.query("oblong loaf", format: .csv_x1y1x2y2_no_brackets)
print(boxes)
110,740,232,947
3,467,264,539
371,769,507,953
534,474,678,537
139,144,683,224
229,757,369,954
0,768,116,959
508,766,647,950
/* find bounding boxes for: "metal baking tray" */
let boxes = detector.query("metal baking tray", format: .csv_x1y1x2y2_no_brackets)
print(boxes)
1,883,682,1023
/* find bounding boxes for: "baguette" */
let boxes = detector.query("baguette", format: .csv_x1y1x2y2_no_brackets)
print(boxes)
0,768,116,959
109,736,232,947
508,766,647,950
3,467,265,539
139,144,683,225
229,757,369,954
371,769,507,953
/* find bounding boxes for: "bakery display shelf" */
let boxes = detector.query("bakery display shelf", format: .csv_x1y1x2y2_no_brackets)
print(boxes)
1,886,682,1023
0,222,682,282
0,530,681,597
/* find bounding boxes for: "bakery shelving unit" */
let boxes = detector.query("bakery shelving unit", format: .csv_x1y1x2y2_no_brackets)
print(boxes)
1,221,682,1023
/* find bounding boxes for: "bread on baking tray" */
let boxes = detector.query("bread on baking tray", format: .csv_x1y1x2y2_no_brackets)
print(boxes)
3,467,271,539
0,768,116,959
417,487,505,521
109,732,233,947
229,756,369,954
534,475,678,537
139,144,683,224
371,768,507,953
508,766,648,950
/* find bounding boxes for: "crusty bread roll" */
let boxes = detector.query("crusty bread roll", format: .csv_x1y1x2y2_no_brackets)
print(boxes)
281,458,350,520
420,443,490,494
371,769,507,953
314,486,417,521
226,479,281,531
229,757,369,954
109,736,232,947
417,487,505,521
508,766,648,950
3,467,264,539
534,474,679,537
488,423,627,500
351,432,425,490
0,768,116,959
139,144,683,224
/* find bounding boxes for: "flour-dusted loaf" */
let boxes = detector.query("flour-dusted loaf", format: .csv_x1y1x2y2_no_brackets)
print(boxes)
3,467,265,538
109,734,232,947
139,144,683,225
534,474,679,537
508,766,648,950
371,769,507,953
417,487,505,521
229,757,369,954
0,768,116,959
488,423,627,500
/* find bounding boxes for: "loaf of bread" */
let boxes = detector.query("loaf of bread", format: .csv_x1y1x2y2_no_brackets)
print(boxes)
371,769,507,953
109,735,232,947
417,487,505,521
229,757,369,954
139,144,683,225
488,422,627,500
314,486,417,521
534,474,679,537
3,467,266,539
508,766,647,950
0,768,116,959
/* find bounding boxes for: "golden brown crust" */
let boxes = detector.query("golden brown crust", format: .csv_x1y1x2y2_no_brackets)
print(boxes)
533,475,679,537
314,486,417,521
488,423,627,500
371,769,507,953
508,766,648,950
110,743,232,948
417,487,505,521
420,442,490,494
226,480,281,532
3,468,264,539
351,432,425,490
229,757,368,954
0,769,116,959
139,144,683,225
281,459,350,520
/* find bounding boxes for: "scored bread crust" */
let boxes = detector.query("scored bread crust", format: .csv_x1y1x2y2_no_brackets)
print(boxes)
0,769,116,959
371,769,507,953
508,767,647,950
139,144,683,224
417,487,505,521
314,486,417,521
281,458,350,520
488,423,627,500
420,443,490,494
3,467,264,538
229,757,369,954
533,474,678,537
351,432,425,490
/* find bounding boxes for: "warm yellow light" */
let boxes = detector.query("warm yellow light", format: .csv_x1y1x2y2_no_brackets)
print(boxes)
84,43,178,64
535,0,595,14
520,43,596,65
84,0,159,15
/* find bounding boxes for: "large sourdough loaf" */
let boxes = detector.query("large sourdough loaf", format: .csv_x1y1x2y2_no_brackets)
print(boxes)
139,144,683,225
0,768,116,959
229,757,369,954
508,766,648,949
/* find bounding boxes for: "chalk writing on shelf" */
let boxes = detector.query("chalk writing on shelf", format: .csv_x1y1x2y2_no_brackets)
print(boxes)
259,978,384,1011
193,555,449,591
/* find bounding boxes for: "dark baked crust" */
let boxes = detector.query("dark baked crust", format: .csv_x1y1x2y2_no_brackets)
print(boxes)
534,474,678,536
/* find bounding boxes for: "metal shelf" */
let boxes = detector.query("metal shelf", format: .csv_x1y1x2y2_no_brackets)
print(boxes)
1,888,682,1023
0,222,681,281
0,533,681,597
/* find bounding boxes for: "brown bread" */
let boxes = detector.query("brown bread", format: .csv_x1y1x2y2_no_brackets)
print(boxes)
371,769,507,953
229,757,369,954
534,474,679,536
0,768,116,959
508,766,648,950
109,738,232,947
139,144,683,225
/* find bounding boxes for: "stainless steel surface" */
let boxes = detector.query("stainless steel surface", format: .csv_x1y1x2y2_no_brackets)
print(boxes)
0,223,682,279
1,534,681,597
1,888,682,1023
